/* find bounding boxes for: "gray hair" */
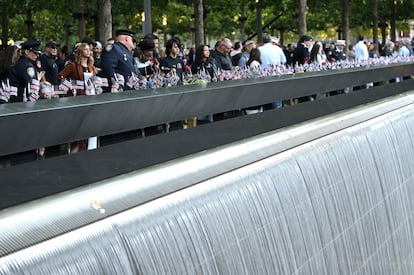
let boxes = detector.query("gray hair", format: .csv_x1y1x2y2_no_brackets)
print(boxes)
220,38,233,48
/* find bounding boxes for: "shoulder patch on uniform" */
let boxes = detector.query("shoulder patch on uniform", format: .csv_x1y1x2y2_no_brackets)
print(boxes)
27,67,35,78
105,44,113,52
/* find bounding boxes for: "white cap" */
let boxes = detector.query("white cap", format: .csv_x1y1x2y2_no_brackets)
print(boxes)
270,36,279,44
335,40,346,46
14,40,24,49
95,41,102,48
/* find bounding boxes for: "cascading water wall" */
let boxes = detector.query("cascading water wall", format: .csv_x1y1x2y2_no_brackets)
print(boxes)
1,94,414,274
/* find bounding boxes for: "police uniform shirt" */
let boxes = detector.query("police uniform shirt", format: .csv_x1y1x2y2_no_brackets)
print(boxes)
160,56,185,85
39,54,59,85
331,48,346,61
9,56,39,102
101,41,137,90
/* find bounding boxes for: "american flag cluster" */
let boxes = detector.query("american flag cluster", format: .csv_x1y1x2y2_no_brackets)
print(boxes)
181,55,414,86
1,56,413,103
0,76,109,102
0,79,18,102
124,71,180,90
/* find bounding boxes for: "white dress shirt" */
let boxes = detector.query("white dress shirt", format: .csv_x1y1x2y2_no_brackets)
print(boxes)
354,41,369,61
259,43,286,70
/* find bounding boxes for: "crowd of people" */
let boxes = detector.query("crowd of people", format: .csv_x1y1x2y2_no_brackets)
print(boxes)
0,29,413,160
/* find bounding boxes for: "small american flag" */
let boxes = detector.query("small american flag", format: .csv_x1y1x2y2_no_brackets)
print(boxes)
110,77,122,93
135,75,147,90
30,79,40,93
0,86,7,102
29,92,39,102
59,79,72,92
92,76,103,86
95,87,103,94
71,80,84,90
31,91,40,101
53,86,67,95
91,76,109,87
1,80,16,98
126,73,138,88
9,86,17,96
100,78,109,87
115,73,125,87
0,93,7,102
85,78,95,95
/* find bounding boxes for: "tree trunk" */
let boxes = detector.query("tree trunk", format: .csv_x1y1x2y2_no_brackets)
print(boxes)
256,2,262,43
372,0,378,44
26,7,34,40
143,0,152,36
297,0,307,36
279,28,285,47
64,23,71,49
97,0,112,42
341,0,350,46
240,6,246,42
380,22,387,46
390,0,396,42
1,2,9,46
77,0,86,40
194,0,204,46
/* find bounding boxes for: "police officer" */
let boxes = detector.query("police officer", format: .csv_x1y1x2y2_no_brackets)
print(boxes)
329,40,346,61
8,40,49,159
39,40,59,86
101,29,138,91
9,40,45,102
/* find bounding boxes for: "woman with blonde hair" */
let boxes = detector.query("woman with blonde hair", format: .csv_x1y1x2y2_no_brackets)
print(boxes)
57,43,97,97
57,43,97,153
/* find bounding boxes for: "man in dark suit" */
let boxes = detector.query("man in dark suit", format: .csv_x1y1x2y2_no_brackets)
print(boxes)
293,34,313,65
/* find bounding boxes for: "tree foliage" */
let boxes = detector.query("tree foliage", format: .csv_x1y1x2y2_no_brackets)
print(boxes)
1,0,414,47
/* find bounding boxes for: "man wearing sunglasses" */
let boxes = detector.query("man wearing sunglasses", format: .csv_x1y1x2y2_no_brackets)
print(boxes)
39,40,60,86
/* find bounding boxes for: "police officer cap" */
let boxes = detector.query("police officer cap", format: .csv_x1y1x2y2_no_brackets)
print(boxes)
115,29,136,38
46,40,60,48
300,34,313,42
21,40,42,54
335,39,346,46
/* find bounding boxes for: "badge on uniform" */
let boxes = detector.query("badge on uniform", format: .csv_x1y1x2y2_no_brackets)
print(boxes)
105,44,113,52
27,67,35,78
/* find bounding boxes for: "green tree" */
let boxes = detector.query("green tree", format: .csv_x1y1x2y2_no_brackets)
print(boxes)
194,0,204,45
2,0,414,48
97,0,112,42
297,0,307,35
